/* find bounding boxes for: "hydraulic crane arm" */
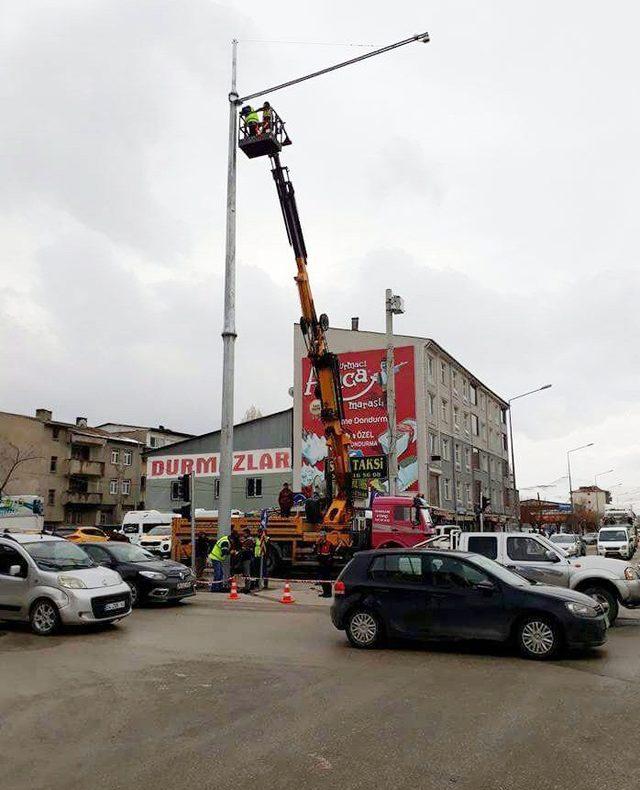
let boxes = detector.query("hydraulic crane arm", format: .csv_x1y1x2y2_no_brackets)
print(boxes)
270,153,353,527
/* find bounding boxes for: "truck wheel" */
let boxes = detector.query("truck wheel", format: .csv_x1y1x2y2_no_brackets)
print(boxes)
516,615,560,660
346,608,383,649
30,599,61,636
582,586,618,625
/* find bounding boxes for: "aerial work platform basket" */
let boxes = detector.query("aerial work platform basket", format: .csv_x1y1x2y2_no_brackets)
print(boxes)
238,103,291,159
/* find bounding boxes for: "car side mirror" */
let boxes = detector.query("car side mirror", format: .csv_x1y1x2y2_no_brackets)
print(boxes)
9,564,23,577
545,550,561,563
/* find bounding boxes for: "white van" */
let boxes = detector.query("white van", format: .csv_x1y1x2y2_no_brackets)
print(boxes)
597,526,634,560
120,510,176,544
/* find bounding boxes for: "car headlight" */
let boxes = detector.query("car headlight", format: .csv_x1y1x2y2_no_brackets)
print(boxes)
139,570,167,580
565,601,599,618
624,567,639,581
57,575,87,589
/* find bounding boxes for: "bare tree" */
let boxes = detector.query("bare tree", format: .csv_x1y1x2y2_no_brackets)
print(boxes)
242,405,263,422
0,439,43,496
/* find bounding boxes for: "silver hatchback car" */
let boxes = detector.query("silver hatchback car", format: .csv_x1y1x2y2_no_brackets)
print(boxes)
0,533,132,635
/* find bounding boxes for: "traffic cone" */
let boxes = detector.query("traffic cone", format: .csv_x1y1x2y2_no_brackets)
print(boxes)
228,577,240,600
280,581,295,605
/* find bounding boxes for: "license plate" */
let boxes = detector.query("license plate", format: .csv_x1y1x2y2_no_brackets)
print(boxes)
177,581,192,590
104,600,126,612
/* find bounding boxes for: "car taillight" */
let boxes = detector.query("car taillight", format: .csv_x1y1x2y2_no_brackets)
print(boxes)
333,580,345,596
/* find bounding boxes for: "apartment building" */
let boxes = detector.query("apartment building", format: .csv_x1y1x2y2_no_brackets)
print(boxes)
572,486,611,520
0,408,144,527
293,324,513,524
96,422,193,450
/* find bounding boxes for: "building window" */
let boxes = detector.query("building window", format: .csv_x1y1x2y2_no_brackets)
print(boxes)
122,480,131,496
502,433,508,452
472,448,480,470
443,478,451,500
99,511,109,526
466,483,473,507
47,489,55,506
52,427,60,441
464,447,471,470
440,362,447,384
462,379,469,400
428,392,435,417
501,408,507,425
50,456,57,473
170,481,182,500
246,477,262,498
428,433,439,456
149,436,157,448
453,405,460,432
470,383,478,406
214,479,220,499
441,438,450,461
480,393,486,409
452,371,458,395
123,450,132,466
455,480,462,504
427,355,434,380
441,399,448,421
471,414,479,436
463,412,470,435
111,449,119,465
480,453,488,472
454,443,461,470
109,479,118,495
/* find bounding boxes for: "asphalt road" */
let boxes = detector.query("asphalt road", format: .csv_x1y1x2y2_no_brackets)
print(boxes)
2,593,640,790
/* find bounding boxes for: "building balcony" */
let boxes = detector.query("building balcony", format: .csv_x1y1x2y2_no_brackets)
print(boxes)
63,491,103,506
68,459,105,477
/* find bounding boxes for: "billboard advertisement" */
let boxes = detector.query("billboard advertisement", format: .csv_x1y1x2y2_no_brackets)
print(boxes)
301,346,417,496
147,448,292,479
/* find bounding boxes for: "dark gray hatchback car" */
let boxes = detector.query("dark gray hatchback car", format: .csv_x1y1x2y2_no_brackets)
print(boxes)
331,549,608,660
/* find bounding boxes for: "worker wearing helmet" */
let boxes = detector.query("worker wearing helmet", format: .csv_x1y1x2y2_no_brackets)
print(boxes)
243,105,260,136
261,101,272,134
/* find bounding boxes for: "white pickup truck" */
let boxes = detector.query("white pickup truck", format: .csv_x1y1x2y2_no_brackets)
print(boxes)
424,530,640,624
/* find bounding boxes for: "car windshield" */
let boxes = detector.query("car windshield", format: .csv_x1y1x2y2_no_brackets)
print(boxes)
600,530,628,542
148,526,171,535
105,544,157,562
550,534,575,543
467,554,532,587
23,540,95,571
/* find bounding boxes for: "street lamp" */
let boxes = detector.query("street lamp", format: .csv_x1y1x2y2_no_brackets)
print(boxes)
567,443,595,512
507,384,552,517
594,469,614,486
385,290,405,495
217,32,430,541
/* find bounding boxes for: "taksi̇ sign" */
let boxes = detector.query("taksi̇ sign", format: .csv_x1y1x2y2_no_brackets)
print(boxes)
147,448,292,479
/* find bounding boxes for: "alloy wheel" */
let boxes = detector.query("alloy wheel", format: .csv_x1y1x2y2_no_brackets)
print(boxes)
32,601,58,635
349,612,378,646
521,620,554,656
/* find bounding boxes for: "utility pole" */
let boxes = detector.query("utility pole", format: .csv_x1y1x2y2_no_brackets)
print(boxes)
385,290,404,495
218,39,239,564
190,470,196,573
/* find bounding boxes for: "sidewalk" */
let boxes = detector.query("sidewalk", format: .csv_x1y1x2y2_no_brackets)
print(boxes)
195,579,333,608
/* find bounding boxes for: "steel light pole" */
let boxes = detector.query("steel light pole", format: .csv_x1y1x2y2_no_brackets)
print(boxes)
507,384,552,518
385,290,405,495
217,32,430,542
594,469,613,486
567,442,594,512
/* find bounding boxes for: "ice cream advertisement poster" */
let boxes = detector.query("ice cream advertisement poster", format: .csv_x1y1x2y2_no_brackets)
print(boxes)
301,346,418,496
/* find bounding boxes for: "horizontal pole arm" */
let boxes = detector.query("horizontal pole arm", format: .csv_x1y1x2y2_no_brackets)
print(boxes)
238,32,429,103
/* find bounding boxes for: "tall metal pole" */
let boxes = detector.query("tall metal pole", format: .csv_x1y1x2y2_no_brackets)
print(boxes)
385,289,397,495
567,452,573,514
507,405,517,518
190,470,196,572
218,39,239,563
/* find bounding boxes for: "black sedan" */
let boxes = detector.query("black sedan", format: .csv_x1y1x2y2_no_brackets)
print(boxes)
79,542,196,607
331,549,608,660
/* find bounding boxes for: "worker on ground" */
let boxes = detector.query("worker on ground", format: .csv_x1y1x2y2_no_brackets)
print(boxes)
315,530,334,598
254,524,270,589
208,532,232,593
261,101,272,134
240,527,255,594
243,105,260,136
278,482,294,517
194,532,209,579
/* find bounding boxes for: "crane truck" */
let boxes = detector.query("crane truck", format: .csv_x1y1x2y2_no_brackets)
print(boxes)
170,107,434,574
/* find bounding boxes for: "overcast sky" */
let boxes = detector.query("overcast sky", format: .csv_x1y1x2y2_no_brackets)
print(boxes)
1,1,639,507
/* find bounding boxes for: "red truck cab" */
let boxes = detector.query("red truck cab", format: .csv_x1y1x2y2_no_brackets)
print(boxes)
369,495,435,549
